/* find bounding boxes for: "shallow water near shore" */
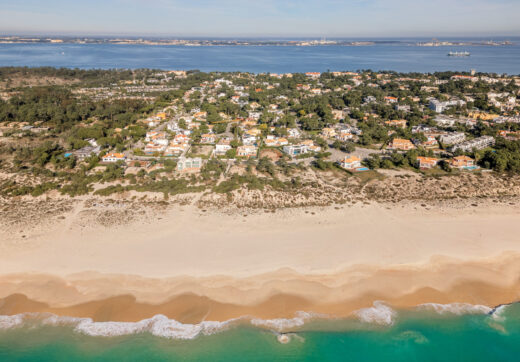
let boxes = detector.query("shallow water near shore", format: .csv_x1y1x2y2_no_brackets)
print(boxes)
1,303,519,361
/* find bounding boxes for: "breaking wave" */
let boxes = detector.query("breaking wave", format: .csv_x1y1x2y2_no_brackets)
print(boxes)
353,301,397,326
250,311,316,331
0,312,320,338
1,302,516,337
488,303,516,322
0,314,24,329
418,303,493,315
351,301,505,326
0,313,239,339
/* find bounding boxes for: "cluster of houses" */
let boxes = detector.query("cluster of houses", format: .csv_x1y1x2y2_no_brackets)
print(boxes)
139,111,168,128
382,130,493,171
415,155,476,170
320,125,362,141
53,69,519,177
144,131,190,157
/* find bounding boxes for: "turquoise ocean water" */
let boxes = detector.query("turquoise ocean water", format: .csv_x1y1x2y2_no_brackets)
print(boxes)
1,303,519,361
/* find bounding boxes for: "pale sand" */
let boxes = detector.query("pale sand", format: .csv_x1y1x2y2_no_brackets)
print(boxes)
1,202,520,322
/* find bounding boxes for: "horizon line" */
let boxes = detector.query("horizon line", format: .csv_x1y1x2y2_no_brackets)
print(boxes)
1,33,520,40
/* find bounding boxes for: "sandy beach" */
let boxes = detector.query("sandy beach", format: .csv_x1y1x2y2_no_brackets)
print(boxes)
1,199,520,323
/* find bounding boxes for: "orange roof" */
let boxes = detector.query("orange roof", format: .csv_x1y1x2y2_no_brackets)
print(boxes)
343,156,361,163
417,156,438,164
103,153,125,158
392,138,413,144
453,155,473,161
385,119,407,125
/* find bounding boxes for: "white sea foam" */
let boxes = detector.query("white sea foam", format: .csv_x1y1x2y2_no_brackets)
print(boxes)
1,311,319,337
1,311,317,337
0,314,24,329
354,301,397,326
250,311,314,331
41,314,87,326
418,303,492,315
75,315,239,339
75,318,152,337
0,313,238,339
490,304,510,322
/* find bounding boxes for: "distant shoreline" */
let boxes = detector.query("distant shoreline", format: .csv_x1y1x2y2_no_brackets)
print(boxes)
0,37,515,47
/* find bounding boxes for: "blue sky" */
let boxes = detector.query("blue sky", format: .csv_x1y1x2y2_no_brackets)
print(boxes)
0,0,519,37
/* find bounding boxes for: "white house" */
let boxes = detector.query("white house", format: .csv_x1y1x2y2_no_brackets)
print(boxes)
429,99,466,113
242,134,257,146
439,132,466,145
283,144,309,157
215,140,232,155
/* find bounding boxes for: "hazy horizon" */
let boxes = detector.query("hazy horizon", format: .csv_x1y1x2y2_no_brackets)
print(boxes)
1,0,519,38
1,33,520,41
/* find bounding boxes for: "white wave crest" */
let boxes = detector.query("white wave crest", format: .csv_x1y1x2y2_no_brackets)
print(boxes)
354,301,396,326
250,311,314,331
76,315,238,339
0,314,24,329
418,303,492,315
0,313,237,339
